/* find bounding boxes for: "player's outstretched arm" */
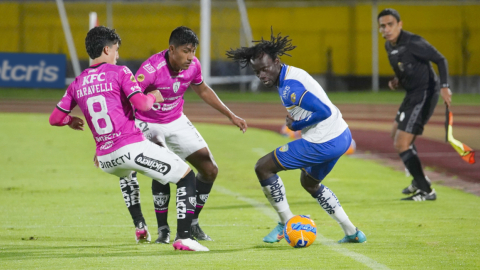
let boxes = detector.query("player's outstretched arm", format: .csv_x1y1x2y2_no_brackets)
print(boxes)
129,90,162,111
191,83,248,133
49,107,84,131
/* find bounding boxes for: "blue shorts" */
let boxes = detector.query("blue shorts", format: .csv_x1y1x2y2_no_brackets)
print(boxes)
273,128,352,181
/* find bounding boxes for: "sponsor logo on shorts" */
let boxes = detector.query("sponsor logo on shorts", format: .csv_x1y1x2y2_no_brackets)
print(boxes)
134,153,171,175
130,75,136,82
137,74,145,82
173,82,181,93
153,194,170,207
143,63,155,74
99,153,131,169
291,92,296,103
400,112,405,122
100,141,114,150
279,144,289,152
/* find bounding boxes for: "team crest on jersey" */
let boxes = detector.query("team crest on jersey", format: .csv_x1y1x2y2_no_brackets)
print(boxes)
189,197,197,207
291,92,296,103
130,75,136,82
173,82,181,93
143,63,156,74
279,144,289,152
398,62,404,72
137,74,145,82
153,194,169,207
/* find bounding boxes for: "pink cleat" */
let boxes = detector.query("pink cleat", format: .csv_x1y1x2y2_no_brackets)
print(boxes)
173,238,209,251
135,222,151,244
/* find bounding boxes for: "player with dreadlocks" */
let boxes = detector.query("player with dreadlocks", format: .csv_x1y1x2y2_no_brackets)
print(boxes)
226,29,367,244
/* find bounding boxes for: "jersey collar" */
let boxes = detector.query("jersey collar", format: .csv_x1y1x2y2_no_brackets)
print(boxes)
277,64,288,88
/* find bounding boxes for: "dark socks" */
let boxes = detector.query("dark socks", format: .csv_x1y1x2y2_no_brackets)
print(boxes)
175,170,196,239
152,180,170,229
119,172,144,226
400,149,432,193
194,175,214,219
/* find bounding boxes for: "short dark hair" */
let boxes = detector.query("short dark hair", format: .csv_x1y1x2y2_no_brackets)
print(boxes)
225,28,296,68
85,26,121,59
169,26,199,47
378,8,401,22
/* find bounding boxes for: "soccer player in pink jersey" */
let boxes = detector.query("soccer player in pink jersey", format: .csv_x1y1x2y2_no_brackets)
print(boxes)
119,26,248,244
49,26,209,251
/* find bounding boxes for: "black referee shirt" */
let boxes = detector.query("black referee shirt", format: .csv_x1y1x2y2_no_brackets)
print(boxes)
385,30,449,94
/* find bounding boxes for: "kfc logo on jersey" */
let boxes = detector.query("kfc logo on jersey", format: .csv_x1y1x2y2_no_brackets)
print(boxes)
134,153,171,175
173,82,181,93
82,72,106,86
143,63,156,74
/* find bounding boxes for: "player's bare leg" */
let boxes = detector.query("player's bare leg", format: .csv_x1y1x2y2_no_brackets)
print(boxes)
300,171,365,243
255,153,294,243
394,130,436,200
185,147,217,241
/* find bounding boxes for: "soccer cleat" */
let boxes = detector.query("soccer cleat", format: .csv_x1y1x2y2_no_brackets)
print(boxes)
263,222,285,243
155,227,170,244
401,176,431,195
135,221,151,244
191,223,213,241
173,238,209,251
402,183,418,195
338,228,367,244
401,189,436,201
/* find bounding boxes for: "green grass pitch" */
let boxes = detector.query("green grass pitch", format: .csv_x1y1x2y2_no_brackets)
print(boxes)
1,113,479,269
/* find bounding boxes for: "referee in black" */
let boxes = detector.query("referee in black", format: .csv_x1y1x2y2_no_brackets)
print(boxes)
378,8,452,201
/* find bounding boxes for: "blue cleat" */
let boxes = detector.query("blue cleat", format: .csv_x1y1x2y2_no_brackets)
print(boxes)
338,228,367,244
263,222,285,243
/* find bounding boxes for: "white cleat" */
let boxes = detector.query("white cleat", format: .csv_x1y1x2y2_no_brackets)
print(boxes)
173,238,209,251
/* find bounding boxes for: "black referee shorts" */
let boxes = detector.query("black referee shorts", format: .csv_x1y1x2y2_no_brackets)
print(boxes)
395,89,439,135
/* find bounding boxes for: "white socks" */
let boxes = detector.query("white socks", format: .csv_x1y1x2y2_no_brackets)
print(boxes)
260,175,294,224
312,185,356,236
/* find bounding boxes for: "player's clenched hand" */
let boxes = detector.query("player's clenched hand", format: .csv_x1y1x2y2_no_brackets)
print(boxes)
69,116,84,131
388,77,399,90
230,115,247,133
286,114,295,130
150,90,164,103
440,87,452,108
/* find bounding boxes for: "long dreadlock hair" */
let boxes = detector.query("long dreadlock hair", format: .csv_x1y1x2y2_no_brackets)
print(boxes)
226,27,296,68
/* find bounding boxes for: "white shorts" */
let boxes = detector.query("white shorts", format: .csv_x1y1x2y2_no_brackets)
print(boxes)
97,140,190,185
135,114,210,160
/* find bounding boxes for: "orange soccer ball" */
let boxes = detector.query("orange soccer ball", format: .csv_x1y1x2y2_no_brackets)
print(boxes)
283,215,317,248
344,138,356,155
280,125,302,140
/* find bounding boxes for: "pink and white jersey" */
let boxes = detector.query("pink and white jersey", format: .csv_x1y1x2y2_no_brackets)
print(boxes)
56,63,145,156
134,50,203,124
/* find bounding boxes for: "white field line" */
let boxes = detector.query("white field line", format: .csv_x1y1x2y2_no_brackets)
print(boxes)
214,185,391,270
